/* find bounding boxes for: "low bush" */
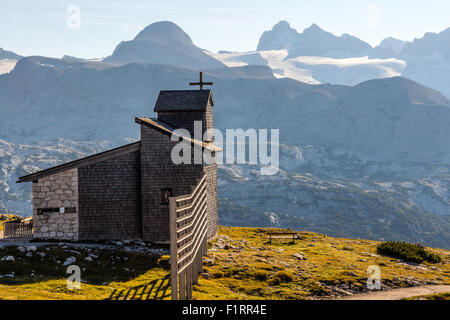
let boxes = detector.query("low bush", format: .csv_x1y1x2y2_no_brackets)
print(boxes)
254,270,269,281
268,277,281,286
308,283,329,296
273,270,294,283
376,241,441,264
212,271,224,279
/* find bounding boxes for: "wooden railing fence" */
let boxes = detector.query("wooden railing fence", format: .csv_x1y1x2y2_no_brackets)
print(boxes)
169,174,208,300
3,220,33,239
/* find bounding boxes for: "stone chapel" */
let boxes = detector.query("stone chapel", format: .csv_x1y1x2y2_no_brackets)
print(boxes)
17,76,219,243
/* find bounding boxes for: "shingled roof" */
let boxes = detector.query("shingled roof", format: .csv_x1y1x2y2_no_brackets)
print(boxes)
17,141,141,183
154,90,214,112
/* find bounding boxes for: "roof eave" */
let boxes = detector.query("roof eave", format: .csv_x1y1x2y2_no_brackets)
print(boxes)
135,117,222,152
17,141,141,183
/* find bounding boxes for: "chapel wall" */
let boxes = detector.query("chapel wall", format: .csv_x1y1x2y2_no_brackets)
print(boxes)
32,168,79,240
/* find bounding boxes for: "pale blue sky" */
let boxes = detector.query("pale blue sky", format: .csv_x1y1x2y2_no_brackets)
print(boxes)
1,0,449,59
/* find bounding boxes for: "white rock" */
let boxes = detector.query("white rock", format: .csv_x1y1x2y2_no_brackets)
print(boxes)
292,253,307,260
2,256,14,261
63,256,76,266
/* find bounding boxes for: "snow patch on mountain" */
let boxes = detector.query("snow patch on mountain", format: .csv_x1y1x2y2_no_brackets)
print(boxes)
0,59,17,75
208,49,406,85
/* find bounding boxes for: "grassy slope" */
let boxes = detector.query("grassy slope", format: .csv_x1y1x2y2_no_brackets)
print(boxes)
0,243,170,300
193,227,450,299
0,226,449,300
404,292,450,300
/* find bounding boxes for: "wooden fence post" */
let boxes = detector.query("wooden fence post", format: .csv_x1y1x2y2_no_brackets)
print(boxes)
179,270,186,300
186,264,193,299
203,235,207,256
169,197,178,300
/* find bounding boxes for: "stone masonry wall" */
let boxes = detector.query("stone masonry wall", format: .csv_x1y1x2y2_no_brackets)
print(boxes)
32,169,79,240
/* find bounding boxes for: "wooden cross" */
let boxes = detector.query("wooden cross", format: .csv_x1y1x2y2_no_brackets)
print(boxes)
189,71,213,90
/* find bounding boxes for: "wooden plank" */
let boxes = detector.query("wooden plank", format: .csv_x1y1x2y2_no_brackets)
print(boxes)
179,271,186,300
202,235,208,256
175,205,207,246
169,197,178,300
269,235,298,239
186,264,192,299
176,190,207,222
177,227,207,274
267,232,298,236
193,252,198,285
175,184,206,213
169,173,209,300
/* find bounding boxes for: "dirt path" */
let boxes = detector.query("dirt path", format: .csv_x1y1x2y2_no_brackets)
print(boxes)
334,285,450,300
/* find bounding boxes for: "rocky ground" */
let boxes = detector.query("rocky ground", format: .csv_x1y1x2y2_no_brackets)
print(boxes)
193,227,450,300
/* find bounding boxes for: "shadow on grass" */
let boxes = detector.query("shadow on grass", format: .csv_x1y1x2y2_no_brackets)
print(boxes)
107,274,171,300
0,243,168,286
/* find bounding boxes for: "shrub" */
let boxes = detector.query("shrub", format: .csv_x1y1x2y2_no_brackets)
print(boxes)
273,270,294,283
308,283,329,296
254,270,269,281
212,271,224,279
376,241,441,264
157,255,170,270
268,277,281,286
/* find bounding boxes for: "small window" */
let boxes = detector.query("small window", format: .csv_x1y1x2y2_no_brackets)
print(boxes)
160,188,173,205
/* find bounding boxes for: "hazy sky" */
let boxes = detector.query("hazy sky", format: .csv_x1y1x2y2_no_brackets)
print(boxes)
1,0,450,59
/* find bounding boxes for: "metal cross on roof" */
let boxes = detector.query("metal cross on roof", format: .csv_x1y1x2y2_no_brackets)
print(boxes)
189,71,213,90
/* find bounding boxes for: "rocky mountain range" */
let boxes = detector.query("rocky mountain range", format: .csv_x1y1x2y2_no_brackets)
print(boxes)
257,21,373,58
0,21,449,248
210,21,450,98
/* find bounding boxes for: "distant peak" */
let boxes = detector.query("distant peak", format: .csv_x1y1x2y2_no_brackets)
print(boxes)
0,47,23,60
304,23,324,33
272,20,293,31
134,21,193,45
257,20,300,51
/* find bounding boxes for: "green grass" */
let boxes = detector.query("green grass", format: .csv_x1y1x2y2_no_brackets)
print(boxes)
403,292,450,300
272,270,294,283
0,244,166,286
0,243,171,300
376,241,442,264
193,227,450,300
0,226,449,300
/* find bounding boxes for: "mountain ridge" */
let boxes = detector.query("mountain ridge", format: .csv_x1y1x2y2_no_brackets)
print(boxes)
256,21,373,58
0,48,22,60
0,21,449,248
104,21,225,70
